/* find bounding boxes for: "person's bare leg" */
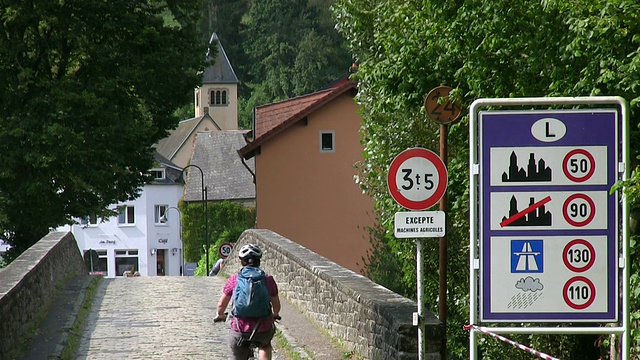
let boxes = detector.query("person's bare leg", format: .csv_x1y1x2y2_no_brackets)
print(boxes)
258,345,272,360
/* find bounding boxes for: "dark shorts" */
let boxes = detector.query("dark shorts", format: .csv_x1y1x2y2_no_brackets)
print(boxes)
229,327,276,359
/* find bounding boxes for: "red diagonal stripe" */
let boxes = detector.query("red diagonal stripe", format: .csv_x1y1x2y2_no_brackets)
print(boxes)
500,196,552,227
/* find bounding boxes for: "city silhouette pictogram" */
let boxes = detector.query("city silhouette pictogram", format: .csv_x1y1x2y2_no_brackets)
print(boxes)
502,152,552,182
502,196,552,226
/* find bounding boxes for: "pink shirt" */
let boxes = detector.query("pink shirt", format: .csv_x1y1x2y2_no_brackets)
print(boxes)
223,271,278,333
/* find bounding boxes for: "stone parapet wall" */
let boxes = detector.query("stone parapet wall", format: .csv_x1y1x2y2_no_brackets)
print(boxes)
0,231,85,359
223,229,442,360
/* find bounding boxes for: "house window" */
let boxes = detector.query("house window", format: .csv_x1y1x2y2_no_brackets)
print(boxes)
84,249,108,275
80,214,98,227
150,169,165,180
319,131,335,153
155,205,168,224
115,249,139,276
210,89,228,106
118,206,135,225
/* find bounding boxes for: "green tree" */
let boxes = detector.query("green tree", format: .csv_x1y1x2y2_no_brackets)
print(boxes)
199,0,250,94
334,0,640,358
197,1,353,128
180,200,255,273
242,0,352,101
0,0,206,260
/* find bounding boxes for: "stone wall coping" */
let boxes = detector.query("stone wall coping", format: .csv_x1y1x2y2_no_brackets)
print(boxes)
241,229,442,326
0,231,74,296
0,231,86,359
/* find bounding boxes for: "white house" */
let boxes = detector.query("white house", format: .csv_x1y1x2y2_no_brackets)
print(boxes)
59,153,184,277
59,33,244,277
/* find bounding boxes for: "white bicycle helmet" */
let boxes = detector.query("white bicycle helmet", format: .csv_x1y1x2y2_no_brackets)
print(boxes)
238,243,262,260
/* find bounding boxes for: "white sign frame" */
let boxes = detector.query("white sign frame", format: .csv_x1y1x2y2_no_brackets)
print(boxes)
468,97,629,360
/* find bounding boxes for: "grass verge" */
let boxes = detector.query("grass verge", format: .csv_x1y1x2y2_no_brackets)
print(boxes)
11,275,78,359
273,328,315,359
59,275,102,359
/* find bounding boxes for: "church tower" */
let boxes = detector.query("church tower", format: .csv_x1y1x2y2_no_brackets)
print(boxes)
194,33,239,130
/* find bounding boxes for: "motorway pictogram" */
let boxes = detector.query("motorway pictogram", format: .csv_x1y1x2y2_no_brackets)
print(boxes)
511,240,543,273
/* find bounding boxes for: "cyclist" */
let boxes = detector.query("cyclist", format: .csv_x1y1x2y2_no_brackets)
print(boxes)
214,244,281,360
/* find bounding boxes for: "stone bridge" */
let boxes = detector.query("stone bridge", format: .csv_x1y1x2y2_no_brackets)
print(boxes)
0,230,443,360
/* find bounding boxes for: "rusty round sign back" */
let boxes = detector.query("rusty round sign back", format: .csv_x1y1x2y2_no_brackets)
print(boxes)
424,85,462,125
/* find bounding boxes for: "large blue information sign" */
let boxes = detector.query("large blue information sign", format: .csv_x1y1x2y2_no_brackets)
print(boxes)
479,109,620,322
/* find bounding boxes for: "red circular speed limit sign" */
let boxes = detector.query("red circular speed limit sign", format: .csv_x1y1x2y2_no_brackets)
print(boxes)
562,193,596,227
562,239,596,272
219,242,234,259
563,276,596,310
562,149,596,182
387,148,448,210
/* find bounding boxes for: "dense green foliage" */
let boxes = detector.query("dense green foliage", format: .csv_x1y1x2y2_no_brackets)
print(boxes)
198,0,353,128
179,200,255,274
612,171,640,357
334,0,640,358
0,0,206,260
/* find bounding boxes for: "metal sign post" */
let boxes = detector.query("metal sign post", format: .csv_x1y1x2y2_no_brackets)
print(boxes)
425,85,462,359
469,97,629,360
416,237,425,359
388,147,448,360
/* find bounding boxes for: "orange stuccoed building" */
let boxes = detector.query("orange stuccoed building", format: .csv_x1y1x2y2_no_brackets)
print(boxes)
239,79,375,274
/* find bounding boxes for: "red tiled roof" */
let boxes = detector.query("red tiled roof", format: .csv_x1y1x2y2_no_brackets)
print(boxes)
240,80,357,159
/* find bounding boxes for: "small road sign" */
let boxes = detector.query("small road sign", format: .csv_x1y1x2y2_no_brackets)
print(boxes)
218,242,233,259
424,85,462,124
394,211,446,238
387,147,448,210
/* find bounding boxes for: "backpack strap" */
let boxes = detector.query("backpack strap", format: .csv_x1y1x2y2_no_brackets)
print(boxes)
232,313,265,341
247,317,263,341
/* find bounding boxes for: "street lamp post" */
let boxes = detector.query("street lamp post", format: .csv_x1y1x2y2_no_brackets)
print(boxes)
160,206,183,276
182,164,210,276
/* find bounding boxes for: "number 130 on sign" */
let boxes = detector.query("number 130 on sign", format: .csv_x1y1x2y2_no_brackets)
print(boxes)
387,148,448,211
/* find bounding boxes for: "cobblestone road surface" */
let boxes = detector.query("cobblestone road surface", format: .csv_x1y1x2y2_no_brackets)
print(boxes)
75,277,284,359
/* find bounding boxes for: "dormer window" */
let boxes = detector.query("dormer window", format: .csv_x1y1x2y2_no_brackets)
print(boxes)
150,169,165,180
210,89,228,106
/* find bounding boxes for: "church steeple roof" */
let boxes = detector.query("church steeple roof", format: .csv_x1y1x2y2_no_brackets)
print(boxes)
202,32,239,85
